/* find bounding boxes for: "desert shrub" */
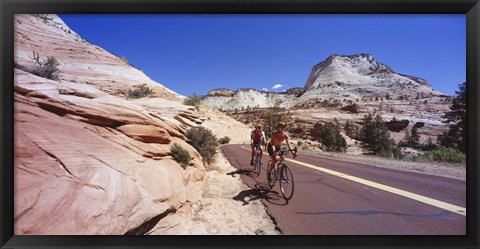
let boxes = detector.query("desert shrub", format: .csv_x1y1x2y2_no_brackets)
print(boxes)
316,119,347,152
29,51,60,80
170,143,192,169
431,147,465,163
414,154,428,162
392,147,406,160
421,137,438,151
127,84,154,99
218,136,231,144
344,120,361,140
360,113,395,157
300,144,309,150
186,126,218,164
183,93,203,110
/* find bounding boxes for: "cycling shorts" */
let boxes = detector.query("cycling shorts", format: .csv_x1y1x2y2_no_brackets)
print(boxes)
267,143,281,156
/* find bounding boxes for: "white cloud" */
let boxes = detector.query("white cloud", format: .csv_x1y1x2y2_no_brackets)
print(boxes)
262,88,269,92
272,84,284,90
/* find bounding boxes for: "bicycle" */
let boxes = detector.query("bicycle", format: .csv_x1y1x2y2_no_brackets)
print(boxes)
267,147,297,200
251,143,262,177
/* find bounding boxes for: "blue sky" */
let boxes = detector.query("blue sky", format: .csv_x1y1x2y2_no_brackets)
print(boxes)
59,14,465,96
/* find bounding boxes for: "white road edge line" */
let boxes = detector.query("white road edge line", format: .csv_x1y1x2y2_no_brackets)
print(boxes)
239,146,466,216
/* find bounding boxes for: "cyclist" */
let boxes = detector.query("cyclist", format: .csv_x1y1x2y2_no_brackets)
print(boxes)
250,124,266,166
267,122,297,181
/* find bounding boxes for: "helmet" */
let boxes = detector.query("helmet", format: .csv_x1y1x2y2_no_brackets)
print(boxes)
255,124,262,128
276,122,286,128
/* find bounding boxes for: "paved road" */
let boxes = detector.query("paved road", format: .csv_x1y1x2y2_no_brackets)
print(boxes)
221,144,466,235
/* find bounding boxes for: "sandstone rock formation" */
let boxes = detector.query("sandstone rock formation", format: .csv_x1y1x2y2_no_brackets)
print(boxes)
201,53,453,145
201,88,297,111
13,14,249,235
298,53,443,103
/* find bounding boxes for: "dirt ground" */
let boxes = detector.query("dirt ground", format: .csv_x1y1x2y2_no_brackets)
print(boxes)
180,148,280,235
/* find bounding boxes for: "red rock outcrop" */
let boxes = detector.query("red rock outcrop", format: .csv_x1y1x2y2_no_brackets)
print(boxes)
14,14,207,235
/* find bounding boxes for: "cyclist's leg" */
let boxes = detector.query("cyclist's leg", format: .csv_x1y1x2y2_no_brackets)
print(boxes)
267,144,276,173
259,145,263,162
250,143,255,165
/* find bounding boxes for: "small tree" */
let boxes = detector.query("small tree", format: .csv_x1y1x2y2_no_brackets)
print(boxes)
439,82,466,153
422,137,438,151
360,113,395,157
186,126,218,164
344,120,360,140
409,126,420,148
401,127,411,147
29,51,60,80
183,93,203,110
324,120,347,152
263,106,287,136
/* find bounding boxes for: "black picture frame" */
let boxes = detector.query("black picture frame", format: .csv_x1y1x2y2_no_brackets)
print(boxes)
1,0,479,248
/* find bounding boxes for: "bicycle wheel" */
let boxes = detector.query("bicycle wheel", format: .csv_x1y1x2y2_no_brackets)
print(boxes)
267,160,277,187
279,164,294,200
254,151,261,176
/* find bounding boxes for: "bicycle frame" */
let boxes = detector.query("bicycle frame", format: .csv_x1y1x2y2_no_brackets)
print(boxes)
268,147,296,200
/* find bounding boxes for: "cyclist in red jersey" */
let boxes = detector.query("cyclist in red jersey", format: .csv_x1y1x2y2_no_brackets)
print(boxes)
250,124,266,166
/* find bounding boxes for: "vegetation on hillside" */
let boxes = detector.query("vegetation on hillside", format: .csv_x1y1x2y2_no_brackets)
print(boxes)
28,51,60,80
186,126,218,165
170,143,192,169
183,93,203,110
438,82,466,153
127,83,155,99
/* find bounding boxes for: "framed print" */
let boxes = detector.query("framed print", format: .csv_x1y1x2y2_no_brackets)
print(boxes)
1,0,479,248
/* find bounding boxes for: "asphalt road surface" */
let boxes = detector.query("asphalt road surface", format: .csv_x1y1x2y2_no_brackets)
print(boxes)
221,144,466,235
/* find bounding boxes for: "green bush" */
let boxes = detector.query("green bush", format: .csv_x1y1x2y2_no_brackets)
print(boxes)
360,113,395,157
431,147,465,163
414,154,428,162
393,147,406,160
170,143,192,169
127,84,154,99
29,51,60,80
183,93,203,110
186,126,218,164
218,136,231,144
300,144,309,150
317,119,347,152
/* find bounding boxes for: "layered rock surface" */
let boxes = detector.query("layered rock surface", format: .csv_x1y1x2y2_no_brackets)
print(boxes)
202,53,448,111
13,14,240,235
201,53,452,142
298,53,443,103
202,88,297,111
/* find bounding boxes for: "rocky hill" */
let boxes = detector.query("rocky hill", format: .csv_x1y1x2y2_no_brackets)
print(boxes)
201,88,298,111
13,14,251,235
202,53,447,111
202,53,453,145
297,53,444,104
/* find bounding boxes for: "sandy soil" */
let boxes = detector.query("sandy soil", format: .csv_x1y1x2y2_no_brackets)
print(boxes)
180,148,279,235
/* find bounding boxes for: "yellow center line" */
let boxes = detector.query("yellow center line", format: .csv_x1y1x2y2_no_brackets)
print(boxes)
239,146,466,216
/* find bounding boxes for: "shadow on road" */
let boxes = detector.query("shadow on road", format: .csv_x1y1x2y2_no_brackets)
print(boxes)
232,183,289,206
226,169,254,177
